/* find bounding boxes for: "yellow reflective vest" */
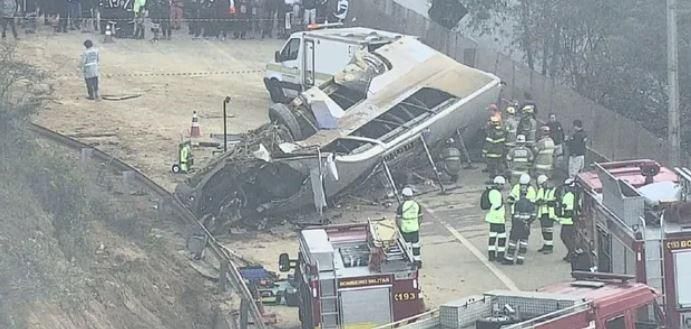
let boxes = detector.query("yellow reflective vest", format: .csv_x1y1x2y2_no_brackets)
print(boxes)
536,186,556,219
484,189,505,224
399,200,421,233
558,191,575,225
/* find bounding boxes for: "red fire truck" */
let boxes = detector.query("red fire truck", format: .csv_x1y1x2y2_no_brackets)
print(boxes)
575,159,691,329
278,219,425,329
392,271,665,329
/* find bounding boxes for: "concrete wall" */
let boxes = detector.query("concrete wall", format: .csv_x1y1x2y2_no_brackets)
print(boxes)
351,0,670,164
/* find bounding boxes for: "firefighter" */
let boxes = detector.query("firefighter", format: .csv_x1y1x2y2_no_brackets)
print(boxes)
557,178,576,262
518,103,538,147
503,192,536,265
483,114,506,181
484,175,507,262
535,174,557,254
438,138,461,183
396,187,423,267
506,134,534,184
504,102,520,148
508,173,536,214
533,125,555,178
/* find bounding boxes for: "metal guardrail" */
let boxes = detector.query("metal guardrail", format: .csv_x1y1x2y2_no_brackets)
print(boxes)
28,123,267,329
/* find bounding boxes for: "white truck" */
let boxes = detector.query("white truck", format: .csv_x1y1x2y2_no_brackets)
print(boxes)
263,26,405,103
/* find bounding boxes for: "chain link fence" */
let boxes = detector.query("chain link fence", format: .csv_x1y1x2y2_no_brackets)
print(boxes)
351,0,675,165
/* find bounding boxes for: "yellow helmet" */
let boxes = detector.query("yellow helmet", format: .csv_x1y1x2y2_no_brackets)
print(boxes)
506,106,516,115
489,114,501,124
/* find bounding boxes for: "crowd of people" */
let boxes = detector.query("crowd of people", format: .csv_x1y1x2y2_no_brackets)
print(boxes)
0,0,348,40
479,101,589,268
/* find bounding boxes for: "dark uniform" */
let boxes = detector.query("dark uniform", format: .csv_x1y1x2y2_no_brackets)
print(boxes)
503,196,536,265
438,142,461,183
483,124,506,180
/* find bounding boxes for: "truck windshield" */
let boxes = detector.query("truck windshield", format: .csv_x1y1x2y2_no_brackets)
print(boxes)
280,38,300,61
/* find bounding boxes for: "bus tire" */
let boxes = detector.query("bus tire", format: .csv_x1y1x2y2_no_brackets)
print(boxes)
269,103,304,141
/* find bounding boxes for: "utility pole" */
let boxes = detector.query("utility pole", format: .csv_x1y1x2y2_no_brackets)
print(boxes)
667,0,681,166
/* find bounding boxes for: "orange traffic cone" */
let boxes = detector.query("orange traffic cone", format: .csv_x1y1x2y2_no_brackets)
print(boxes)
190,111,201,138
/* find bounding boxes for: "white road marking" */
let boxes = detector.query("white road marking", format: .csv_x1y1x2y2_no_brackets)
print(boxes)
421,202,520,292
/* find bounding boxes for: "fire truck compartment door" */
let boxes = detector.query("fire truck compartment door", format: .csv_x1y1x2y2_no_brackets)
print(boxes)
340,287,392,328
674,250,691,308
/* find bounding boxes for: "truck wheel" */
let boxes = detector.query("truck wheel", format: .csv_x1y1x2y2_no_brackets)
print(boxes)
268,79,288,104
269,103,304,141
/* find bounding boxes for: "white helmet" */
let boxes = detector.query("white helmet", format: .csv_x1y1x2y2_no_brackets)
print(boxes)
401,187,414,197
493,176,506,185
564,178,575,185
516,135,526,143
519,174,531,185
537,175,548,185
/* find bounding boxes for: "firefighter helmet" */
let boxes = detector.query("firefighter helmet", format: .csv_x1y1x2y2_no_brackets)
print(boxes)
541,125,550,132
519,174,531,185
564,178,575,185
522,104,535,114
493,176,506,185
401,187,414,197
537,175,548,185
489,115,501,125
447,138,455,144
516,134,526,143
506,106,516,115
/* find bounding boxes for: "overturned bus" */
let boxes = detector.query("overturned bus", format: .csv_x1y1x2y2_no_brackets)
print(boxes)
175,33,502,223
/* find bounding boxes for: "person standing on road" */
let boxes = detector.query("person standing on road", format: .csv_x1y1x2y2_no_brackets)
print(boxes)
533,125,555,179
546,113,565,169
535,175,557,254
484,175,507,262
556,178,576,262
508,173,536,214
170,0,183,29
483,114,506,182
518,102,538,147
80,39,100,101
566,119,587,179
506,134,534,185
503,192,536,265
1,0,19,39
396,187,423,268
503,103,520,149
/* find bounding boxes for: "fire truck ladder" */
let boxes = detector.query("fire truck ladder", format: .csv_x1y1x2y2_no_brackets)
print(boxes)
640,216,665,305
319,262,340,329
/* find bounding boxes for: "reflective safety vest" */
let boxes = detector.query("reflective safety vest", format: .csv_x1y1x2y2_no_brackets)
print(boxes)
400,200,421,233
180,144,190,171
509,183,536,214
533,137,555,171
536,186,556,219
483,127,506,158
507,146,534,176
558,191,575,225
484,189,505,224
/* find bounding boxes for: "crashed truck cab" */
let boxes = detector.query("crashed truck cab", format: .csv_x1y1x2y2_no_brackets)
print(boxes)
263,27,404,104
176,34,502,223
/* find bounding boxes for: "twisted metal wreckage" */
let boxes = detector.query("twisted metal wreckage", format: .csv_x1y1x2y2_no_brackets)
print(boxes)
175,36,503,224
